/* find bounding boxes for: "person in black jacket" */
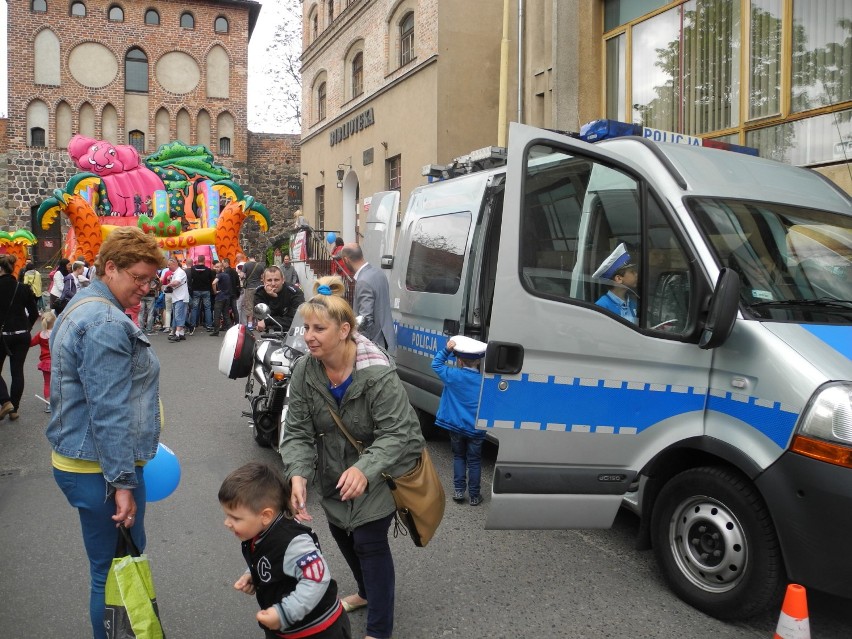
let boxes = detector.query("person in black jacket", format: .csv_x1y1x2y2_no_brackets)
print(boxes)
188,255,215,333
254,266,304,333
0,255,39,420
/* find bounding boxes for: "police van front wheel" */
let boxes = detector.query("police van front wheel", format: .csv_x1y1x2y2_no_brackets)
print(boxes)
650,466,785,620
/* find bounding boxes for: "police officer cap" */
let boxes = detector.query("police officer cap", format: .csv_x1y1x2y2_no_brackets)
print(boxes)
593,243,634,280
450,335,487,359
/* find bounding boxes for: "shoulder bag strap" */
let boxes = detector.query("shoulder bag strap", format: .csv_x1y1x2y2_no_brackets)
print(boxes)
326,404,364,455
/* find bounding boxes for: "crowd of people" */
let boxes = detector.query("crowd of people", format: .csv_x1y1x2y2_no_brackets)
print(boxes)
0,235,492,639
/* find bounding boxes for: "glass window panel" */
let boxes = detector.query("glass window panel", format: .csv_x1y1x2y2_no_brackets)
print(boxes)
792,0,852,112
145,10,159,25
632,1,740,135
32,1,47,12
129,131,144,153
181,12,194,29
215,17,229,33
405,213,470,294
125,49,148,93
109,6,123,21
632,5,682,129
746,109,852,165
749,0,783,120
606,34,626,120
352,52,363,97
604,0,668,32
400,13,414,66
71,2,86,17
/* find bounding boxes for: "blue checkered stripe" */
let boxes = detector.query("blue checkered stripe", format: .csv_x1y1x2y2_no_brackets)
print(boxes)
395,322,448,357
477,373,800,449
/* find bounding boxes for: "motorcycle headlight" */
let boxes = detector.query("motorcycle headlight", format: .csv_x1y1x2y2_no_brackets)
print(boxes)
792,382,852,468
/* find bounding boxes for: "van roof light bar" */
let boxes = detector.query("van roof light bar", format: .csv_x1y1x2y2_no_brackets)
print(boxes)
579,119,758,156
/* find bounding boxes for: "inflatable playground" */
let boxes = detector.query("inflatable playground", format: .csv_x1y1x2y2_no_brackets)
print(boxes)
35,135,270,268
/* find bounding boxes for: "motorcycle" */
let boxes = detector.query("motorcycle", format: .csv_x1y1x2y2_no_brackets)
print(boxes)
218,303,306,448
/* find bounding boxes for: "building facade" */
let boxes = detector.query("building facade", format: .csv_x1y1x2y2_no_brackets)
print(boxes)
300,0,850,237
299,0,504,243
3,0,300,264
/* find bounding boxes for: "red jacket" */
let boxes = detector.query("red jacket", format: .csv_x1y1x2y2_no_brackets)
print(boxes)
30,331,51,372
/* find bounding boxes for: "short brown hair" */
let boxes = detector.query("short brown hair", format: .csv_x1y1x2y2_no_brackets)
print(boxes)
0,254,16,275
218,461,291,515
95,227,166,277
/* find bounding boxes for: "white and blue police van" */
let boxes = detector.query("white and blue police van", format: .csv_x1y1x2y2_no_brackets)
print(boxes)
363,120,852,619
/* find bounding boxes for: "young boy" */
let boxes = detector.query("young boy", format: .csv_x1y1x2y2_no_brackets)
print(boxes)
431,335,488,506
593,242,639,324
218,462,350,639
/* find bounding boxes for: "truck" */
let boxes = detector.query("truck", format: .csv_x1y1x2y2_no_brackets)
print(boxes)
362,121,852,619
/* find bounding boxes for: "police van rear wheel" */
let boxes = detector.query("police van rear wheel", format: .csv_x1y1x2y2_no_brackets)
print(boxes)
650,466,785,620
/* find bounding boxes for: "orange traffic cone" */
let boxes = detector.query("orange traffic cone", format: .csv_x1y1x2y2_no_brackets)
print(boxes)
774,583,810,639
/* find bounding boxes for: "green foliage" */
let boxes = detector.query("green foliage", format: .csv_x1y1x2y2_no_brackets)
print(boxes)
145,141,232,181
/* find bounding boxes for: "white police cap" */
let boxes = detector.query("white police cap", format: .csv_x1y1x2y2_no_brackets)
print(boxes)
592,243,634,280
450,335,487,359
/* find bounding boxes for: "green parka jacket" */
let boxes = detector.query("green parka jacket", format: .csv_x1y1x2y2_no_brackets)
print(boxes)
281,333,424,532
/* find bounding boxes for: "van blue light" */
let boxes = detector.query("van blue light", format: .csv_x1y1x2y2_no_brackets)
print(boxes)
579,119,759,156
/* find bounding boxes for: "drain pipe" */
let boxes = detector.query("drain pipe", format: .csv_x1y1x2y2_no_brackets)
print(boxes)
497,0,511,146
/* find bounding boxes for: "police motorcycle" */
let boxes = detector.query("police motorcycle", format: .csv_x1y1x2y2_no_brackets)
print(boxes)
218,303,307,448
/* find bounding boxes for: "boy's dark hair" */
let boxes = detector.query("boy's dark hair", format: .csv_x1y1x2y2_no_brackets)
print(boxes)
457,356,481,370
218,461,292,516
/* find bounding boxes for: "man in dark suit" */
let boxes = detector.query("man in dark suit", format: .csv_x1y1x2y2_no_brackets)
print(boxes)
340,244,397,355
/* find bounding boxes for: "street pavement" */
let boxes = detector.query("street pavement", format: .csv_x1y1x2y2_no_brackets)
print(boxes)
0,328,849,638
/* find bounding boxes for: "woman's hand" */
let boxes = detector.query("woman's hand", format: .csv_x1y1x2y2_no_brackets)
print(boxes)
257,607,281,630
290,475,313,522
112,488,137,528
234,572,256,595
337,466,368,501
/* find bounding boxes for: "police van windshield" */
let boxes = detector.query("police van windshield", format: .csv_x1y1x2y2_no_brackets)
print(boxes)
690,197,852,322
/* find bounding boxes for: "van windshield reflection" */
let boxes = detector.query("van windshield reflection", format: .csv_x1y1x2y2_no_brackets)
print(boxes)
690,197,852,322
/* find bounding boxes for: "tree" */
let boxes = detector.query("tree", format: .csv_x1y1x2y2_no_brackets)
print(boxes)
248,0,302,133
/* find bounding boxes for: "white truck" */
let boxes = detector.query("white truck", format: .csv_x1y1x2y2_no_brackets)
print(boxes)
363,122,852,619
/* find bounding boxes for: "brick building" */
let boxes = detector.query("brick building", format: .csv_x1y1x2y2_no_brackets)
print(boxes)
2,0,301,264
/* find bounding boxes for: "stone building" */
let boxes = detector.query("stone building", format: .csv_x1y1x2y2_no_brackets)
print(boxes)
2,0,300,265
300,0,851,237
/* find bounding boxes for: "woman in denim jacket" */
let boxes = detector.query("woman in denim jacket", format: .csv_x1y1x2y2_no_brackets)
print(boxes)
46,227,166,639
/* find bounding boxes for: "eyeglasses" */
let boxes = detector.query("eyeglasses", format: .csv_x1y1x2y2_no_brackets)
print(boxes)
124,270,152,288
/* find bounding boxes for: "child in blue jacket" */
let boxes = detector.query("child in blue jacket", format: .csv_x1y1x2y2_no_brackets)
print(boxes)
431,336,487,506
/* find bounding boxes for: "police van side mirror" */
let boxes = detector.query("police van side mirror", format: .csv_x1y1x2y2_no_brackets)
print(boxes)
699,268,740,350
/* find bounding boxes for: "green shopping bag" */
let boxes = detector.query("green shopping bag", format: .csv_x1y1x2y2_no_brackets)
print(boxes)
104,525,165,639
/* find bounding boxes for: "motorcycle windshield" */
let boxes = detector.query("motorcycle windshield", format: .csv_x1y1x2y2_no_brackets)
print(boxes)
284,307,309,356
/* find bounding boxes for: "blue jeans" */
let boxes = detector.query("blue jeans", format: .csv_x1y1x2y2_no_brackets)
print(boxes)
172,299,187,329
53,467,147,639
450,433,484,498
190,290,212,328
328,513,395,639
139,296,156,332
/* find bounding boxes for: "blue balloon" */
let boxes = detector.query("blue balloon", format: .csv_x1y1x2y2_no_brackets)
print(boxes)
326,231,337,244
145,443,181,502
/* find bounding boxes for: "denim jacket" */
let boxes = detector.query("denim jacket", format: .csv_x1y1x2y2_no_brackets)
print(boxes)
46,279,161,489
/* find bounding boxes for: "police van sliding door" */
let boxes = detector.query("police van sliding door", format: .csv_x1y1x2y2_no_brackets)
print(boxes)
482,123,713,530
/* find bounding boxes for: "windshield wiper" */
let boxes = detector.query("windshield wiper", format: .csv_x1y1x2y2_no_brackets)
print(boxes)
750,298,852,309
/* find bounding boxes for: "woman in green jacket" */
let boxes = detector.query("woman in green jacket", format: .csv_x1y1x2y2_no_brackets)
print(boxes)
281,277,423,639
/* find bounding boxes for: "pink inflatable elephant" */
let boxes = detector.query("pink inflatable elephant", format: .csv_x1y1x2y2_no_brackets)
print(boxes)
68,134,164,217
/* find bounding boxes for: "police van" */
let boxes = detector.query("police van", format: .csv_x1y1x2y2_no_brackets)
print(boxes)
363,121,852,619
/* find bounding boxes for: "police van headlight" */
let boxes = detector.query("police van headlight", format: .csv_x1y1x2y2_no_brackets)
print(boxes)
792,382,852,468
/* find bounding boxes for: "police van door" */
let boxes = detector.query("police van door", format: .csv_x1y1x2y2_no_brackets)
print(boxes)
361,191,400,278
482,123,713,530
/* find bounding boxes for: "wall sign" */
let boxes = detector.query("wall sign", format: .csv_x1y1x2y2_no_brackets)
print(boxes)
329,108,375,146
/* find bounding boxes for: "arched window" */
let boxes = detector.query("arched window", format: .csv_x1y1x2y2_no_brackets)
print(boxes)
128,131,145,153
317,82,327,122
32,1,47,12
312,12,319,41
125,48,148,93
180,12,194,29
215,16,229,33
108,5,123,21
327,0,334,26
219,137,231,155
145,9,159,25
70,1,86,17
30,127,46,147
400,12,414,66
352,52,363,98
